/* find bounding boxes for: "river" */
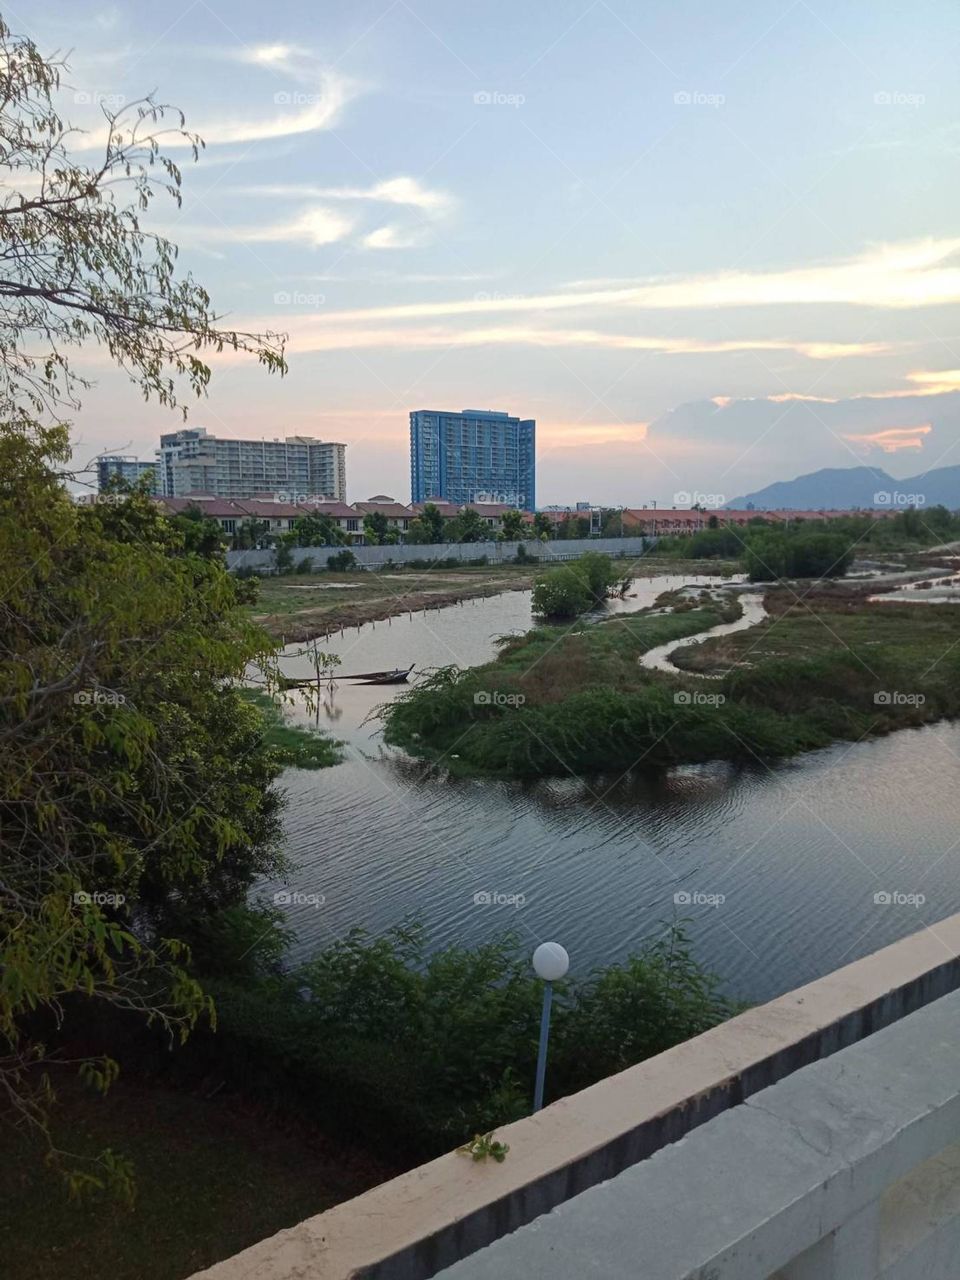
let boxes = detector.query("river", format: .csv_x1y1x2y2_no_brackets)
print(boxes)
260,580,960,1005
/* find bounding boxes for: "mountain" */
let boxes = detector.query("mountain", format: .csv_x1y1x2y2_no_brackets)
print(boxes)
727,464,960,511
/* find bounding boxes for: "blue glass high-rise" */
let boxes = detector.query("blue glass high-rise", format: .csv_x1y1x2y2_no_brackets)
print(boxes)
409,409,536,512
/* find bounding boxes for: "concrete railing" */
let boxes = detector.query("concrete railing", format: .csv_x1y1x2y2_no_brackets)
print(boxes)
226,535,654,573
188,912,960,1280
440,986,960,1280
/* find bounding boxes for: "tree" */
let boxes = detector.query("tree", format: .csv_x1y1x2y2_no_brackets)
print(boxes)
1,435,288,1192
533,512,554,539
0,22,286,1192
0,23,284,425
419,502,445,543
446,507,489,543
290,513,344,547
531,565,591,619
500,510,525,540
363,511,390,545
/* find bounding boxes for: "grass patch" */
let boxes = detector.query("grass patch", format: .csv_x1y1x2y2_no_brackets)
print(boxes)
0,1076,392,1280
240,689,342,768
383,595,960,777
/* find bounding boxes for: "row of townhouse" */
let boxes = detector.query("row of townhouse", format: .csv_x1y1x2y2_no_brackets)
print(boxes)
154,495,535,542
548,507,898,534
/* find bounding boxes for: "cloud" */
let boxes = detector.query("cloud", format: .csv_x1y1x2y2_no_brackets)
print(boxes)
841,425,932,453
362,225,431,250
249,208,354,246
265,316,889,358
172,208,353,248
230,175,452,252
283,237,960,329
232,176,453,214
73,43,360,150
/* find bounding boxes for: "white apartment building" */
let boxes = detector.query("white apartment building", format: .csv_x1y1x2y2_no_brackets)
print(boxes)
156,428,346,501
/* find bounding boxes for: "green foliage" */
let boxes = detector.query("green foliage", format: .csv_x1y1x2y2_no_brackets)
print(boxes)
0,430,289,1187
274,543,295,574
531,553,624,619
406,503,445,544
290,514,345,547
327,548,358,571
237,690,342,770
745,530,853,581
362,511,390,545
445,507,489,543
0,19,287,1191
500,510,526,540
186,917,732,1158
531,565,591,618
458,1133,510,1162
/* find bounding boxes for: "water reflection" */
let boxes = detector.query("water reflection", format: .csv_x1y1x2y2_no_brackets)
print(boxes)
259,583,960,1006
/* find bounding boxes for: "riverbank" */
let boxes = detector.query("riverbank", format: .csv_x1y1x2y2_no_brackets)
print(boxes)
249,565,537,641
246,557,741,643
383,586,960,777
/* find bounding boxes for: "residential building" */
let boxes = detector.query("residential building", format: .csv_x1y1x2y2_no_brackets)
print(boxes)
155,497,363,543
353,496,415,535
96,455,159,493
409,409,536,511
156,428,346,501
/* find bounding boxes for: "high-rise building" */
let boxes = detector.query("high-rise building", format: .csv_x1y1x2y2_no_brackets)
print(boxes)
409,409,536,511
156,429,347,500
96,455,159,493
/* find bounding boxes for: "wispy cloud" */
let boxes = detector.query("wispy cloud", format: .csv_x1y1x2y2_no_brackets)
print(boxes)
265,319,889,358
842,425,932,453
73,42,361,150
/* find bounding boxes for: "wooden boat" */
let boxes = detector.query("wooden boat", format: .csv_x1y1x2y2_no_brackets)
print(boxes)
340,664,415,685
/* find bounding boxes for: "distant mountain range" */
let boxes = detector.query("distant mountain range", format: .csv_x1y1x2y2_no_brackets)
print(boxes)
727,465,960,511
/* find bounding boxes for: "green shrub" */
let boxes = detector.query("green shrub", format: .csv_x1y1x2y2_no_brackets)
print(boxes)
532,565,592,618
182,915,732,1158
327,549,357,571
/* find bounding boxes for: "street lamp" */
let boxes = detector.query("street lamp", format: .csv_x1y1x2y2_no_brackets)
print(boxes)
532,941,569,1112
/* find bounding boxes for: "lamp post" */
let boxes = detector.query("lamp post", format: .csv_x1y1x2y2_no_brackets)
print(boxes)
532,941,569,1112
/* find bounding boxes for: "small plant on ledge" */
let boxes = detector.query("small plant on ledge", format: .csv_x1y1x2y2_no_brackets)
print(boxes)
457,1132,510,1163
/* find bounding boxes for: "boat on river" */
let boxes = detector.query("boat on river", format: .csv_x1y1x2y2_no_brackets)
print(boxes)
340,664,415,685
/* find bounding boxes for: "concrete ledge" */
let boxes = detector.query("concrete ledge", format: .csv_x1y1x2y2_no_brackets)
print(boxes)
438,988,960,1279
188,912,960,1280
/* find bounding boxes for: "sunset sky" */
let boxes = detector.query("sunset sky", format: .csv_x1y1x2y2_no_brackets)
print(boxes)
26,0,960,504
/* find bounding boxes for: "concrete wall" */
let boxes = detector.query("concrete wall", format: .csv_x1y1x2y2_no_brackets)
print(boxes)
226,535,653,573
187,912,960,1280
440,988,960,1280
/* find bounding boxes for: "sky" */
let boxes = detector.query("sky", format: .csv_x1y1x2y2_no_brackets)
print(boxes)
22,0,960,504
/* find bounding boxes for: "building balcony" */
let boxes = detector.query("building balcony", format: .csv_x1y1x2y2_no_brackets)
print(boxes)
187,912,960,1280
